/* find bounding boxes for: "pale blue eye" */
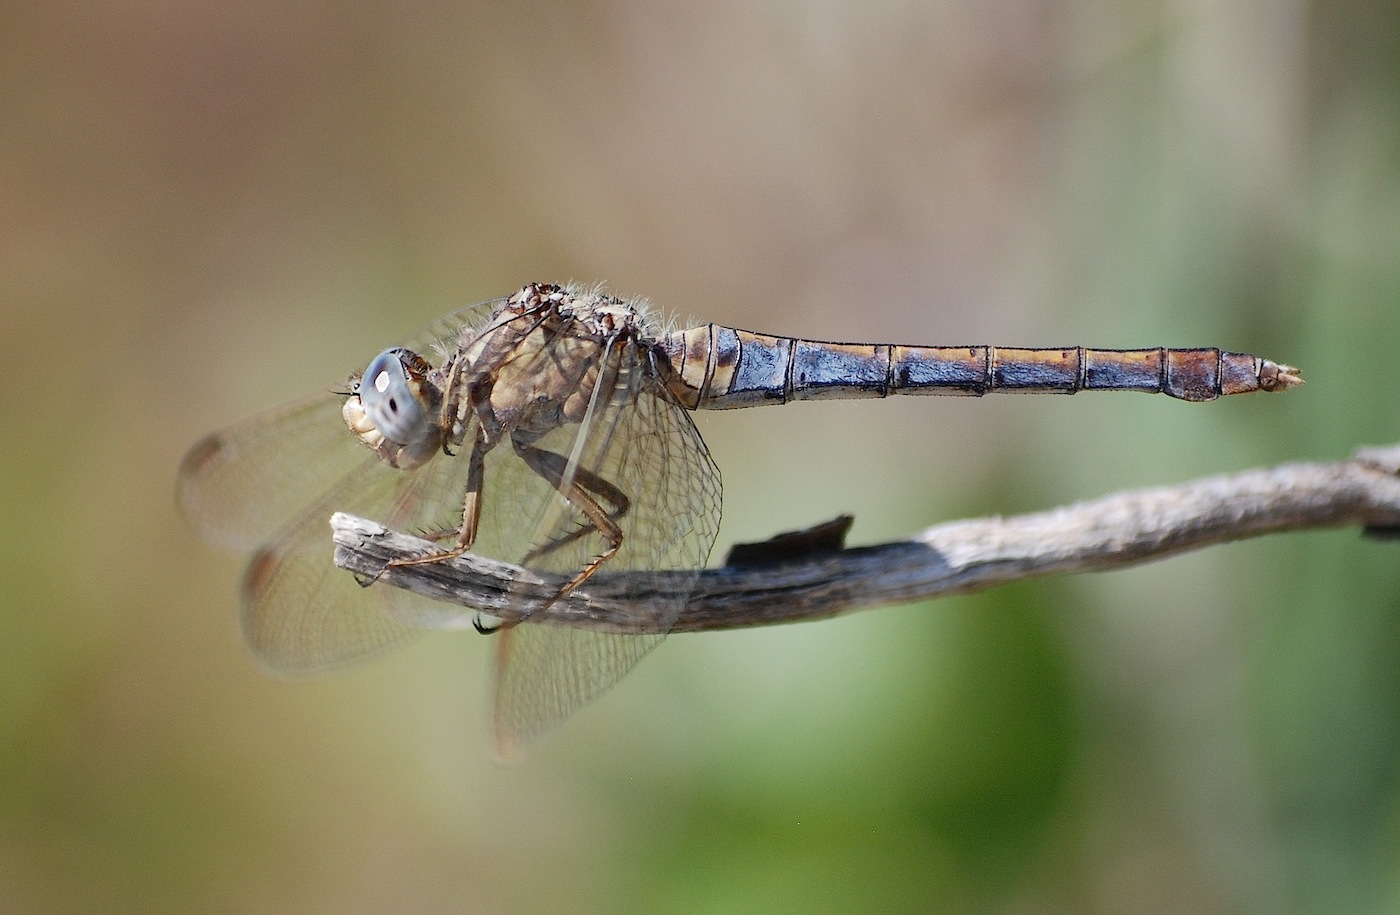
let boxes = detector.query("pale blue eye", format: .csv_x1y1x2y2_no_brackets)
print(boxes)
359,348,436,449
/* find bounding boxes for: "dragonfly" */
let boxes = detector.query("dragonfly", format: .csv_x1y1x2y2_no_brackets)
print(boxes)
178,282,1301,755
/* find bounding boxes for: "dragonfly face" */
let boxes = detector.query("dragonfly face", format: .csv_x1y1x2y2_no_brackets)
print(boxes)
342,347,444,471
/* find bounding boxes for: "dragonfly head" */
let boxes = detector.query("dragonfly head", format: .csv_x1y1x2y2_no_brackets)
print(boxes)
343,347,444,470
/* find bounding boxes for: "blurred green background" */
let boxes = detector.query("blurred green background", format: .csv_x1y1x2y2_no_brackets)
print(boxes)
4,1,1400,912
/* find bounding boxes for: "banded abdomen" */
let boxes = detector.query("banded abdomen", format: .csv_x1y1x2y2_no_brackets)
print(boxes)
661,324,1301,409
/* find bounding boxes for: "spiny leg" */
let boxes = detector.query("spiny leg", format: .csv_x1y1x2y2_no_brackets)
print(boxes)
514,443,630,565
512,438,628,608
379,435,486,573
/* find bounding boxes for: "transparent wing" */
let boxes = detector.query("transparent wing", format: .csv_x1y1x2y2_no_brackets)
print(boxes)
178,295,511,668
488,346,723,757
399,295,510,366
240,466,419,673
176,294,509,549
177,393,367,550
241,420,511,674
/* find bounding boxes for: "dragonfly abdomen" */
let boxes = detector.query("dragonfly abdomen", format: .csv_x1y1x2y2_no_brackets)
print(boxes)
663,325,1301,409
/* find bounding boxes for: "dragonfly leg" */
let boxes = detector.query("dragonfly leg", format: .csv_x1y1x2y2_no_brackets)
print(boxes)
415,528,459,542
512,439,627,607
376,435,486,575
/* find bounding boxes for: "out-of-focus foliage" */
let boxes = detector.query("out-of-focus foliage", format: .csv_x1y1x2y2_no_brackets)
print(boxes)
2,1,1397,912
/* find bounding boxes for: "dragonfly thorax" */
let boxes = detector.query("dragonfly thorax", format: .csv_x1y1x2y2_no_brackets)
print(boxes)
343,347,444,470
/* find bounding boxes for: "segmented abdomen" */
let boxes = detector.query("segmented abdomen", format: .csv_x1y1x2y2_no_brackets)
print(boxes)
661,325,1300,409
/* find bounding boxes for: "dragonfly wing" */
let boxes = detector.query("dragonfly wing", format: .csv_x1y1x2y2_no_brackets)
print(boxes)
489,350,723,756
177,393,367,550
491,627,662,758
177,295,509,551
397,295,510,361
240,463,421,674
185,294,515,669
238,405,507,671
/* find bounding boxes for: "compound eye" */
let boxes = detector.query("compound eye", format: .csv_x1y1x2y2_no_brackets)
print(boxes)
358,348,435,448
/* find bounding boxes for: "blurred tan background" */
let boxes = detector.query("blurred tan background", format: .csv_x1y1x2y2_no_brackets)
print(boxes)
4,0,1399,911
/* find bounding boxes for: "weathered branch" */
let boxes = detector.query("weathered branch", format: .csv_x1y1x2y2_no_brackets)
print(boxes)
332,444,1400,634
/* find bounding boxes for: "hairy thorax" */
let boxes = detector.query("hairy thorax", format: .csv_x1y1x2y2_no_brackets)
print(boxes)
450,286,640,446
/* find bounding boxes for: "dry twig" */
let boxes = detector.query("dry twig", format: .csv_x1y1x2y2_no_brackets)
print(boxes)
331,444,1400,634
